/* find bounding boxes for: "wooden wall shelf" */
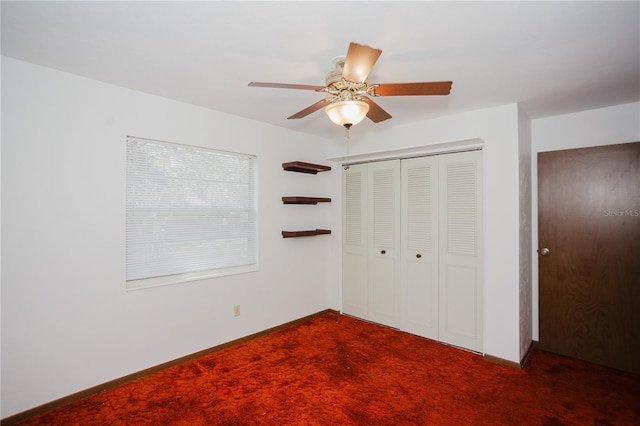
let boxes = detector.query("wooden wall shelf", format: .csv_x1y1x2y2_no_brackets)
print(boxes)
282,161,331,174
282,229,332,238
282,161,331,237
282,196,331,205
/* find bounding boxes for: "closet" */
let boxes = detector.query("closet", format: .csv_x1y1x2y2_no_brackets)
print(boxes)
342,150,483,353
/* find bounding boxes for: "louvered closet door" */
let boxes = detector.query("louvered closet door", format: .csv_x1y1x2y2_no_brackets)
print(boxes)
368,160,401,328
401,156,439,339
342,163,369,319
438,150,483,352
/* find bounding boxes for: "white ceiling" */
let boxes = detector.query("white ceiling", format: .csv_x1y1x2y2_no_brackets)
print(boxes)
2,1,639,139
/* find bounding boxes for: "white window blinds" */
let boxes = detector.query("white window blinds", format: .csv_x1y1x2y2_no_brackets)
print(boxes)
126,137,257,289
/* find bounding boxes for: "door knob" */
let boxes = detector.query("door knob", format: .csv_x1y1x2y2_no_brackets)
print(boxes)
416,253,422,259
540,247,550,256
381,250,386,255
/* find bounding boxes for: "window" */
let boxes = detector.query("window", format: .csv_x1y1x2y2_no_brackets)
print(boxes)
126,137,257,290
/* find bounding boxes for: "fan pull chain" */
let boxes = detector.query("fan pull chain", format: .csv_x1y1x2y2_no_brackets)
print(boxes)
346,134,350,155
343,123,352,140
343,136,351,170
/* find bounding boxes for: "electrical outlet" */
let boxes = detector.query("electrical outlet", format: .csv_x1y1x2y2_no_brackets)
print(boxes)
233,305,240,317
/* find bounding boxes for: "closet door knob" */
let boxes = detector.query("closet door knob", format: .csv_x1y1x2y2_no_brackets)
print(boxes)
416,253,422,259
381,250,386,254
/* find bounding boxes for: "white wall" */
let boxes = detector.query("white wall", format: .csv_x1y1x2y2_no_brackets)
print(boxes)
327,103,524,364
1,57,335,417
530,102,640,340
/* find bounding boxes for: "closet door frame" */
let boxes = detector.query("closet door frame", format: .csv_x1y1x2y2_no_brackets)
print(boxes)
341,150,483,353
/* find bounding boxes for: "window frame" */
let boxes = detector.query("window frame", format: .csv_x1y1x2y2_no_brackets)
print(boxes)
125,136,258,290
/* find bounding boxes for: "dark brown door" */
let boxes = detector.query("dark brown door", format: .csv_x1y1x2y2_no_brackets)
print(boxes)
538,142,640,374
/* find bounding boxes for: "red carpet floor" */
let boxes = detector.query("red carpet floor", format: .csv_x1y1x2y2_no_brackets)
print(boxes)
12,312,640,425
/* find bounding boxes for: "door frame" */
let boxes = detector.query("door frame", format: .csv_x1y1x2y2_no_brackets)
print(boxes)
532,141,640,342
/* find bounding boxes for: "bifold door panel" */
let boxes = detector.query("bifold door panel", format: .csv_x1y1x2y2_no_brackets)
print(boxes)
437,152,483,352
342,166,368,319
401,156,439,340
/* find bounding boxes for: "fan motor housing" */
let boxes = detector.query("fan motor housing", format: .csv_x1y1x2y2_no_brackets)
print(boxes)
325,60,370,98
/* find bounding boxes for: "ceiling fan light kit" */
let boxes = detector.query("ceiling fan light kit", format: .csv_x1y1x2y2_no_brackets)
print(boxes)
325,100,370,127
249,42,453,135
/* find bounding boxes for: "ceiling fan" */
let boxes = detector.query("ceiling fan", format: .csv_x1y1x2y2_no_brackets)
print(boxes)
248,42,453,132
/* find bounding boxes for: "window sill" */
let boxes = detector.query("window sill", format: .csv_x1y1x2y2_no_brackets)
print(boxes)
126,264,258,291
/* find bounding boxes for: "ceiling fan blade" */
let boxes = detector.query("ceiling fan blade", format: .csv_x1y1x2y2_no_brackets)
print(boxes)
287,98,333,119
362,98,392,123
341,42,382,84
373,81,453,96
249,82,325,91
